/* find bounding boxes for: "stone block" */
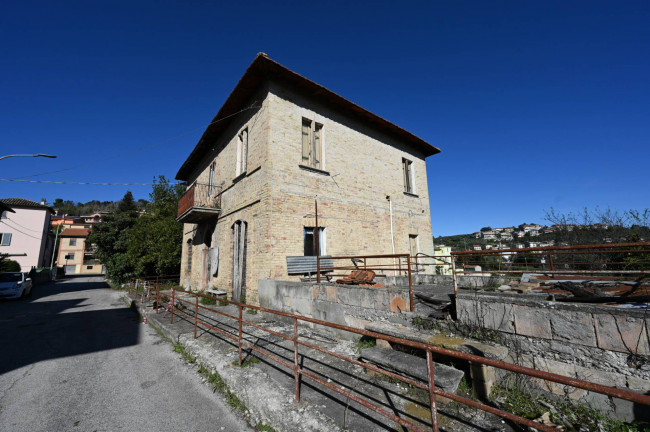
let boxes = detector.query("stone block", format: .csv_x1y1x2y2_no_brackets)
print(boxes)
389,293,408,313
627,376,650,393
595,314,650,355
513,305,552,339
325,285,337,303
550,310,597,347
480,302,515,333
533,357,581,397
573,364,626,388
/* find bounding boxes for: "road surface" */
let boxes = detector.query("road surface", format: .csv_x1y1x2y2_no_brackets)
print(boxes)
0,276,252,432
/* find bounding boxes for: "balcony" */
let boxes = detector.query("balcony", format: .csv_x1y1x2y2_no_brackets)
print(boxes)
176,182,223,224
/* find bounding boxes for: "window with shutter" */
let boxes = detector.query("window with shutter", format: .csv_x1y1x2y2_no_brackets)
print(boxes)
301,118,324,169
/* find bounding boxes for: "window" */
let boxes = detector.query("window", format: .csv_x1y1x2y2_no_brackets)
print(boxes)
86,266,93,270
301,118,323,169
402,158,415,194
208,162,216,196
304,227,326,256
69,238,77,246
236,128,248,176
1,211,7,219
0,233,11,246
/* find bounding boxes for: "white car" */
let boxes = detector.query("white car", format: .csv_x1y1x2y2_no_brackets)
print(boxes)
0,272,33,299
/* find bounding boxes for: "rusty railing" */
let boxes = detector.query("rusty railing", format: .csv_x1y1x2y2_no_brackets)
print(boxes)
154,287,650,432
177,182,223,219
316,253,414,311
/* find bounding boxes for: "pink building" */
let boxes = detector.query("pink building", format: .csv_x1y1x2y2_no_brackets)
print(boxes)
0,198,55,272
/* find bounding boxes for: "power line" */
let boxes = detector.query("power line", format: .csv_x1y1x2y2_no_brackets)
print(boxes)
8,103,261,180
0,179,184,186
0,220,43,240
1,216,42,233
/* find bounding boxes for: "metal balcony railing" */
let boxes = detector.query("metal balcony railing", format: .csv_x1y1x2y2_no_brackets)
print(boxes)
177,183,222,223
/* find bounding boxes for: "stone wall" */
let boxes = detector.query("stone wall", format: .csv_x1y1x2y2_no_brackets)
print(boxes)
258,280,410,338
456,291,650,420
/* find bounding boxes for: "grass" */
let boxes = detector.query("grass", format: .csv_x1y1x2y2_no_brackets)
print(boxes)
246,307,258,315
231,356,261,368
491,380,650,432
197,364,247,413
357,336,376,353
255,423,278,432
200,296,217,305
173,342,196,364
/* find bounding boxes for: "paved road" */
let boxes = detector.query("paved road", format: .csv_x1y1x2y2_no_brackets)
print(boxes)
0,276,252,432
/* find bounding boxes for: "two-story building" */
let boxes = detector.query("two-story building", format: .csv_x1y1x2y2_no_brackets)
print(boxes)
175,54,440,304
0,198,55,272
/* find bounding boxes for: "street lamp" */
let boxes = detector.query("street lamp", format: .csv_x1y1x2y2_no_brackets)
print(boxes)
0,154,57,161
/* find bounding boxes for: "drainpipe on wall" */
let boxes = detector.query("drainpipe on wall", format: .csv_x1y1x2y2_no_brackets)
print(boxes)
387,196,396,276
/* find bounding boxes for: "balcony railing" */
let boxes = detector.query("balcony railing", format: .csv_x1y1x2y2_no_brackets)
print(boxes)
177,182,223,223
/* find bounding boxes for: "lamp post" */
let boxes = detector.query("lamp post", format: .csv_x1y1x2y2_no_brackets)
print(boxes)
0,154,57,161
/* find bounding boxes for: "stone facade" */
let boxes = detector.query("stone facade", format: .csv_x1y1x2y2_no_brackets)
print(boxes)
178,55,439,305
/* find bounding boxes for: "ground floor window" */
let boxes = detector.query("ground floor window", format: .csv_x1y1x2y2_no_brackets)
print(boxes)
304,227,326,256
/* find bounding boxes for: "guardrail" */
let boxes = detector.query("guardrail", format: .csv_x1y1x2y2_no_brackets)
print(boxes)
316,254,414,311
154,287,650,432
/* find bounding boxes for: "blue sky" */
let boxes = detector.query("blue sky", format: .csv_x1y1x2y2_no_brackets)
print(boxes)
1,1,648,236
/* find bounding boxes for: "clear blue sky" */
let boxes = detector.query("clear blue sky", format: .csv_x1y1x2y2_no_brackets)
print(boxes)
1,1,648,236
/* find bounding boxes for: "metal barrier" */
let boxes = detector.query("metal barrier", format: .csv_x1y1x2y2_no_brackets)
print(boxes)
155,287,650,432
316,254,414,311
411,242,650,296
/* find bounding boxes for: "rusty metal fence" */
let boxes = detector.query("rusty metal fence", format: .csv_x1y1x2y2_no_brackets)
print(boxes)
150,286,650,432
316,253,414,311
411,242,650,296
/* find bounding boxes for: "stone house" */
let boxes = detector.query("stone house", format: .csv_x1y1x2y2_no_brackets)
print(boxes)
175,53,440,304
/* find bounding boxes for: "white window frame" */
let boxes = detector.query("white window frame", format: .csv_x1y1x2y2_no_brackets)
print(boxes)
236,128,248,177
69,238,77,247
208,162,216,196
0,233,11,246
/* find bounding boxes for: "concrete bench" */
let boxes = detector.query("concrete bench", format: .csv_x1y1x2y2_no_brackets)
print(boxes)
206,289,227,299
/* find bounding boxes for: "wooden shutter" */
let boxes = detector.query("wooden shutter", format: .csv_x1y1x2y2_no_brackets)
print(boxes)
241,129,248,173
313,123,322,169
302,120,311,163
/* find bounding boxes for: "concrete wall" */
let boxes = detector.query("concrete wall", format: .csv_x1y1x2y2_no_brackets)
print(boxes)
456,292,650,420
258,280,410,338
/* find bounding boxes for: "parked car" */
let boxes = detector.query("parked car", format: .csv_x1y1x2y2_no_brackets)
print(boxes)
0,272,33,299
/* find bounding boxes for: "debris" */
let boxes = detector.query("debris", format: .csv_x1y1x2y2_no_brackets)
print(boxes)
335,270,376,285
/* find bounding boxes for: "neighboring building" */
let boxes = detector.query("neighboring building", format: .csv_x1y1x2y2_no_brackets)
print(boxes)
481,230,497,240
56,228,104,275
432,245,453,275
175,54,440,304
0,198,55,272
473,245,483,251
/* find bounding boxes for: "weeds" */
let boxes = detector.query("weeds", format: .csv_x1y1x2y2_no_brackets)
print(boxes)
231,357,261,368
246,308,258,315
255,423,278,432
173,342,196,364
200,296,217,305
357,336,376,353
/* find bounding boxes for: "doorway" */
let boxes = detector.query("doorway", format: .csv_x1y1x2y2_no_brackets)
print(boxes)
232,220,247,302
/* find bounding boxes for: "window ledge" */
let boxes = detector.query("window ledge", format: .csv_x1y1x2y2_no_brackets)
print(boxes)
403,191,419,198
299,164,330,176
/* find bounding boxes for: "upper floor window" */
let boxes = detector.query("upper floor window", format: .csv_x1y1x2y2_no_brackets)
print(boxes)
236,128,248,176
301,118,323,170
1,211,8,219
0,233,11,246
70,238,77,247
304,227,326,256
402,158,415,194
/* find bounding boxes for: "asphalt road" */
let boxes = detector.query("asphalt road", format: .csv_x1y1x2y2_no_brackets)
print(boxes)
0,276,252,432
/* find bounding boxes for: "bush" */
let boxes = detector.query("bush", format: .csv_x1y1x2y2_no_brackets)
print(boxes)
0,259,21,272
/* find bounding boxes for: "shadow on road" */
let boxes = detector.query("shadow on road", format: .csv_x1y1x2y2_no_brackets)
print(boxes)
0,277,140,375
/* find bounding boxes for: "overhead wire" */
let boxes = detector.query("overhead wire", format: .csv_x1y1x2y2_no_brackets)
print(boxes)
0,220,43,240
0,179,183,186
7,102,261,181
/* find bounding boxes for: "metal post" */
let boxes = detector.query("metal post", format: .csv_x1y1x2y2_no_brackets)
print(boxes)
170,288,175,324
317,256,321,283
549,253,555,278
426,350,439,432
194,294,199,339
238,305,243,367
315,198,320,283
294,317,300,402
156,286,159,314
407,255,414,312
451,256,458,296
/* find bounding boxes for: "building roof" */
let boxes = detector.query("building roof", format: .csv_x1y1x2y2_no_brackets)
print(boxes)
60,228,90,237
176,53,441,181
0,201,15,214
0,198,55,214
